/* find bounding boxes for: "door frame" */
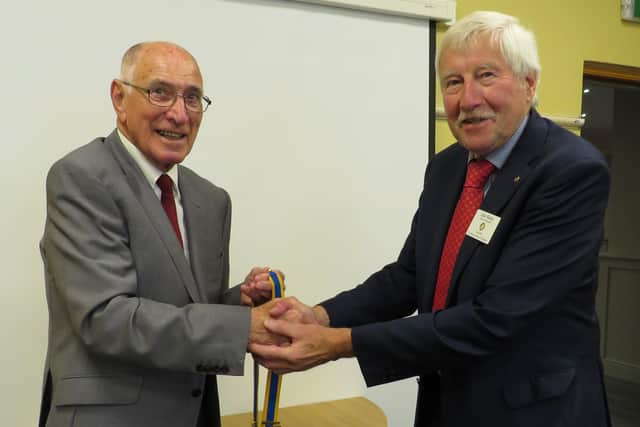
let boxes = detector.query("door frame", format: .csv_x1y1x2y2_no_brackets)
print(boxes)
584,60,640,83
584,60,640,385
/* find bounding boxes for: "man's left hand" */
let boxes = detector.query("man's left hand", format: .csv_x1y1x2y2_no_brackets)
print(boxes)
240,267,284,306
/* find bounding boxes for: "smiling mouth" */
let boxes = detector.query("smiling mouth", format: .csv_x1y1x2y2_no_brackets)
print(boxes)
460,117,490,125
157,130,186,140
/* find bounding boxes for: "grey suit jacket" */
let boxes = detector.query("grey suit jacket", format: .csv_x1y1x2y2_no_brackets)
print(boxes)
39,130,250,427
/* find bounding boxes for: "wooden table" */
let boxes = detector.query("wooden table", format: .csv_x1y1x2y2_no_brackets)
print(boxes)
221,397,387,427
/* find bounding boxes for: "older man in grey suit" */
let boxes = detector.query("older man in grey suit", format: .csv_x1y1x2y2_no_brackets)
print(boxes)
39,41,279,427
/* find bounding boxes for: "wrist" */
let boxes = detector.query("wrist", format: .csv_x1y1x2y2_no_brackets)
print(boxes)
329,328,353,359
312,305,331,327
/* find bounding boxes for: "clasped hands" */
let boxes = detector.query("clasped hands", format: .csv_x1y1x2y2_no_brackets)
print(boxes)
241,267,352,374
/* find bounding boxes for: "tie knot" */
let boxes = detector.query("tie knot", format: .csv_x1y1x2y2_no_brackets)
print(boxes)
464,159,495,189
156,174,174,195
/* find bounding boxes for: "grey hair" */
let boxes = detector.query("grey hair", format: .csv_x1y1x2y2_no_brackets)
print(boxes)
120,43,145,83
437,11,541,105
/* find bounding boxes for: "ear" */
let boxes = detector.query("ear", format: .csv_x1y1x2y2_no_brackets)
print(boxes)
523,73,537,103
110,80,127,122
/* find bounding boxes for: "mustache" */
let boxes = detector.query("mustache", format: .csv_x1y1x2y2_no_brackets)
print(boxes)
456,110,496,126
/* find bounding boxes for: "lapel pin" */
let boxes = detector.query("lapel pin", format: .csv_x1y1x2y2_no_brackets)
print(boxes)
514,176,521,183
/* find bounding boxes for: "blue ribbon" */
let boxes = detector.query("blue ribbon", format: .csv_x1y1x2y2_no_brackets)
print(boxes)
253,271,285,427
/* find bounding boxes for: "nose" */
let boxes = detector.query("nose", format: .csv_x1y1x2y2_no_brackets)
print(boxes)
164,95,190,124
459,80,483,111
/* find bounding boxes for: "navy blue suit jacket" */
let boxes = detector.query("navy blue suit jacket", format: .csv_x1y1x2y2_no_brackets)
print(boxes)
322,110,612,427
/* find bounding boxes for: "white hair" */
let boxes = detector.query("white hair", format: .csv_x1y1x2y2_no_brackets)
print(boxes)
437,11,541,105
120,43,144,83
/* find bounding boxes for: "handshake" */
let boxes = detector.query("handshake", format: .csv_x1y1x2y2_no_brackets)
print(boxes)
240,267,353,374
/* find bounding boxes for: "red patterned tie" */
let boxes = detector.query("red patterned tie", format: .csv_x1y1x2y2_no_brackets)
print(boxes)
432,159,495,311
157,174,184,248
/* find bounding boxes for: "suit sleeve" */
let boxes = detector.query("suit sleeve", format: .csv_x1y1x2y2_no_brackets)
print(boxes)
42,159,249,374
326,156,609,386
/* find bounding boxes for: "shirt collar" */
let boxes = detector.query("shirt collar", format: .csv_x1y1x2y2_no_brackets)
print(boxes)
117,129,180,193
468,113,529,169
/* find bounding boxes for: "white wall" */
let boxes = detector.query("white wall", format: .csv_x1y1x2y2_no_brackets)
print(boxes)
0,0,431,424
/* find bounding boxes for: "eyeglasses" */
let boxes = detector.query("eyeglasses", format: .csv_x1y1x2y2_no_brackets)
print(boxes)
118,80,212,113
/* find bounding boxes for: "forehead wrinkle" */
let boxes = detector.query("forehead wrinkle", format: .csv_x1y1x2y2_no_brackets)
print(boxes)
135,62,200,83
439,42,507,77
477,62,499,69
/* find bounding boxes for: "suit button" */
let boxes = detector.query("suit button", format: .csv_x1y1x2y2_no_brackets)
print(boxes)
191,388,202,397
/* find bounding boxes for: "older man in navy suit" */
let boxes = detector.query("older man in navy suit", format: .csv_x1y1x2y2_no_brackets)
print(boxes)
250,11,612,427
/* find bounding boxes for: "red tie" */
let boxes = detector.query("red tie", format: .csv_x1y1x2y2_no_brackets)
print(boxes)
432,159,495,311
157,174,183,248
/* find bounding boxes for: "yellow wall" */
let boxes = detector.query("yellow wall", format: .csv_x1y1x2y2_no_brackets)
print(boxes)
435,0,640,152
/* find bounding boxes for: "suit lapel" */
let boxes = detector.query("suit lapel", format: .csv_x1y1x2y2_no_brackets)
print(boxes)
420,147,468,310
105,130,203,303
444,110,548,306
179,169,218,303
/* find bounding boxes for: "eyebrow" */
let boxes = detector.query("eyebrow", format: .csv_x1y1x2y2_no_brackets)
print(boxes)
147,79,203,94
439,72,460,81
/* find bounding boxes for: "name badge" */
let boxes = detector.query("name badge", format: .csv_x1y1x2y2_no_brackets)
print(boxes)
466,209,501,244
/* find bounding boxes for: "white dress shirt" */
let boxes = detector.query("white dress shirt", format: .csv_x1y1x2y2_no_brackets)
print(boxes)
117,129,190,260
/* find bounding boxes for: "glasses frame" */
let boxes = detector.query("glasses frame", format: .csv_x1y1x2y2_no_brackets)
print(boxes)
118,80,212,113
